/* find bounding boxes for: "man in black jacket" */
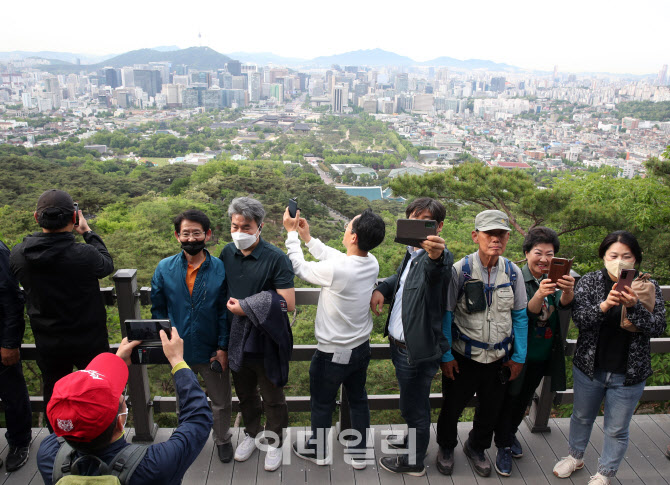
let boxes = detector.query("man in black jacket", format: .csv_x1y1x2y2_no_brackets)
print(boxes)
10,189,114,423
0,239,32,471
370,197,453,476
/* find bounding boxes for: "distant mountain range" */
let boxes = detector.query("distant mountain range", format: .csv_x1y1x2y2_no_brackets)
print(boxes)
0,50,114,65
97,46,232,69
226,52,306,66
0,47,653,77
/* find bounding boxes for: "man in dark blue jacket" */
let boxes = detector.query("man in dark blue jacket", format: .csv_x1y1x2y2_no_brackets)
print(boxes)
0,239,32,472
371,197,453,477
150,210,232,462
37,327,213,485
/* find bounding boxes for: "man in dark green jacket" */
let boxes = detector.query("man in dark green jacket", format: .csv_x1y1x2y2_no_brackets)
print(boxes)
370,197,453,477
151,209,232,463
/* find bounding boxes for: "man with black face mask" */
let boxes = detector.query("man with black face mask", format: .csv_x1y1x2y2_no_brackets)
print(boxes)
150,209,233,463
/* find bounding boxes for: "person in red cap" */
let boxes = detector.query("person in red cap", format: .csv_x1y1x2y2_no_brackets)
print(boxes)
10,189,114,424
36,327,214,484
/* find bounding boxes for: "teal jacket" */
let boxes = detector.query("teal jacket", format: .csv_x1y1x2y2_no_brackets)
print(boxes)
151,250,228,365
520,264,567,392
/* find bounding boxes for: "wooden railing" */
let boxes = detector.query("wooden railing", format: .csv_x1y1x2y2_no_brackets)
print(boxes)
11,269,670,441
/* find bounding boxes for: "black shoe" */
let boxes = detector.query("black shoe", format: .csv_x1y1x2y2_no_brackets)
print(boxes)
218,442,234,463
665,444,670,459
385,433,407,450
6,446,30,472
0,456,3,468
463,439,491,477
292,440,328,465
436,446,454,475
379,456,425,477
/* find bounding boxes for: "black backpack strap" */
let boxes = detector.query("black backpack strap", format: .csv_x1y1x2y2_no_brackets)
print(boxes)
52,438,77,483
110,444,149,484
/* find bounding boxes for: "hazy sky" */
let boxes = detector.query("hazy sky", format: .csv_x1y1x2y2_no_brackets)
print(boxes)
3,0,668,74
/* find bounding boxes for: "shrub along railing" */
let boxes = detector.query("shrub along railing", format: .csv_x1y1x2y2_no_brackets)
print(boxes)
11,269,670,442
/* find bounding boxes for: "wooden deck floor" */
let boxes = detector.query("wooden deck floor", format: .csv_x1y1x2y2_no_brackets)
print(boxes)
2,416,670,484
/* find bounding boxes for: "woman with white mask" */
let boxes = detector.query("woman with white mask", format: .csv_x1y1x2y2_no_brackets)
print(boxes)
553,231,666,485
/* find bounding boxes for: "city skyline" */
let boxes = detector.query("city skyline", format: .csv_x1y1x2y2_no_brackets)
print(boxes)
3,0,669,75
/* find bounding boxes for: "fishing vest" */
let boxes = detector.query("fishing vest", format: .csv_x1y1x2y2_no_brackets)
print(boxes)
452,254,516,363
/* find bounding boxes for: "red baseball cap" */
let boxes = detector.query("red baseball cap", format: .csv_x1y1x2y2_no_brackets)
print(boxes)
47,352,128,441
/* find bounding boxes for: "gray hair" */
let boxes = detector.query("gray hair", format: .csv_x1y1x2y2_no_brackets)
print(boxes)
228,197,265,227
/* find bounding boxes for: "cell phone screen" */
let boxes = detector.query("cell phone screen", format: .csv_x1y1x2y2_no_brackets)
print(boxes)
126,320,171,342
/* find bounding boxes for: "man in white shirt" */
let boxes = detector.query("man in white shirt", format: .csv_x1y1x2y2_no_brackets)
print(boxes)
283,208,386,469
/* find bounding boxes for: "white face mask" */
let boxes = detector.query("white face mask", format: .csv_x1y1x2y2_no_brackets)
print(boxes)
232,227,260,250
604,258,635,279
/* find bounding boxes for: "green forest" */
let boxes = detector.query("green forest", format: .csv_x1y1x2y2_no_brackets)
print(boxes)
615,101,670,122
1,138,669,429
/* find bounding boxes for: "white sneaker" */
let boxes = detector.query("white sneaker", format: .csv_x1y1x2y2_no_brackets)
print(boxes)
350,457,367,470
235,434,257,462
264,445,282,471
553,455,584,478
588,473,611,485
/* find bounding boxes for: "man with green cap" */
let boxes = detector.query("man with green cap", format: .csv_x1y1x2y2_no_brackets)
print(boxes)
435,209,528,477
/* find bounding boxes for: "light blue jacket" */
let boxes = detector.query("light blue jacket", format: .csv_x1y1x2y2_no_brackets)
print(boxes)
151,250,228,364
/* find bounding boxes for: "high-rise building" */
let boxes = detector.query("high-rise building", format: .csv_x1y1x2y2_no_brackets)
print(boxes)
99,68,121,88
21,92,33,108
490,77,506,92
163,84,183,106
297,73,309,91
133,69,162,97
191,71,212,87
232,75,247,90
658,64,668,86
332,84,344,113
395,73,409,92
412,94,434,114
149,62,170,85
45,76,60,93
270,83,284,104
121,67,135,87
203,89,223,109
226,60,241,76
249,72,261,102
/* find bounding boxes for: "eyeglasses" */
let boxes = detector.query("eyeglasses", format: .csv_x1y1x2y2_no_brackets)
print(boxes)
178,231,204,238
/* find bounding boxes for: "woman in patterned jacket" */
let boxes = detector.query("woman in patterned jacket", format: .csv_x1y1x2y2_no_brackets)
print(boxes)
552,231,666,485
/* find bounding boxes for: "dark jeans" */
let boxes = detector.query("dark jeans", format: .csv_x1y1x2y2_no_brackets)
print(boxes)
36,347,107,432
494,360,548,448
390,340,439,465
309,340,371,452
232,359,288,446
436,351,506,452
0,361,32,447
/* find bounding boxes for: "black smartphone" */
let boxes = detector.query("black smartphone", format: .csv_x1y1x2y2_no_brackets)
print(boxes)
394,219,438,247
126,319,172,345
210,351,223,373
73,202,79,226
288,197,298,218
614,268,636,293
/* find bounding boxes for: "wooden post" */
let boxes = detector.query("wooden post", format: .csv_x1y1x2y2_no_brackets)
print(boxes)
114,269,157,442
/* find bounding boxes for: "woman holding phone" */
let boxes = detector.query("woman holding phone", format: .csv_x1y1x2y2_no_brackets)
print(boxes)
493,227,575,477
553,231,667,485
